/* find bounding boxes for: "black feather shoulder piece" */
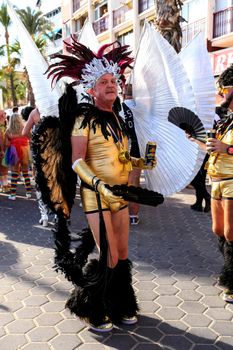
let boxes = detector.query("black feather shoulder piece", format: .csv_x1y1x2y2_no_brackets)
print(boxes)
76,103,128,141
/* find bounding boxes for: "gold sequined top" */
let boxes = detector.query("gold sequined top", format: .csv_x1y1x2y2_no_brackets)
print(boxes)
207,121,233,179
72,115,129,186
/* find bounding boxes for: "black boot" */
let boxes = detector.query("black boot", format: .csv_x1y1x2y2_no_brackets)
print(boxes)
219,241,233,291
106,259,139,323
204,196,211,213
190,202,203,212
217,236,226,286
217,236,226,255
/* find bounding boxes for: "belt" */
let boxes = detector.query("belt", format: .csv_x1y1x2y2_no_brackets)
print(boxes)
211,177,233,182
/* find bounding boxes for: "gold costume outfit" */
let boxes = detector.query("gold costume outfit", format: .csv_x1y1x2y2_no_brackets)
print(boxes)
207,120,233,199
72,114,129,213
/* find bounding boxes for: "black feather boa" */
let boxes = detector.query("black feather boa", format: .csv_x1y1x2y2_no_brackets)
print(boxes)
53,217,95,286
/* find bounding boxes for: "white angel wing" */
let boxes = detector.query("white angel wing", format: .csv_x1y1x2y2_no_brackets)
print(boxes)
78,19,100,52
179,32,215,131
129,22,204,197
6,0,60,117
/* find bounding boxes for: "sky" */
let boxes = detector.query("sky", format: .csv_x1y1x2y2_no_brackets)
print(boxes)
0,0,38,67
0,0,36,9
0,0,60,66
0,0,60,43
0,0,38,46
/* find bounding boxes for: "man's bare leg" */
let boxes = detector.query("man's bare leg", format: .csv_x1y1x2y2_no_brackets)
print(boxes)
86,207,129,267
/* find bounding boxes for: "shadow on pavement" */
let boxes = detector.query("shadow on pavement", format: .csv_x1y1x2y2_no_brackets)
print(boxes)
87,315,231,350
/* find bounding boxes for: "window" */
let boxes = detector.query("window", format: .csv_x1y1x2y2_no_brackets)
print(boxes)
73,16,87,33
139,0,154,14
94,1,108,20
45,7,61,19
117,30,133,47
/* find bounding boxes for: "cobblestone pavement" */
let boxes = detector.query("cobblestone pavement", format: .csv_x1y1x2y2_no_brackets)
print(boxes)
0,185,233,350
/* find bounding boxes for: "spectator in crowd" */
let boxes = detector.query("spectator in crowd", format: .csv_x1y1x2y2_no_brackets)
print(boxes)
12,106,19,113
21,106,34,122
5,113,31,200
22,108,49,227
0,110,9,192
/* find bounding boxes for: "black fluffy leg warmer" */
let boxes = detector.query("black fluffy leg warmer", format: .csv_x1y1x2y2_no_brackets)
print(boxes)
218,236,226,255
106,259,139,323
220,241,233,290
65,259,108,326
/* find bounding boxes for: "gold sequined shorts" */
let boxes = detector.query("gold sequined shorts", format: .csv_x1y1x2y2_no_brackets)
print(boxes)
211,178,233,200
80,186,128,214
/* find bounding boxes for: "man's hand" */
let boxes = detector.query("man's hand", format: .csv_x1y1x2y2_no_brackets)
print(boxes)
186,132,208,151
206,138,228,154
143,157,157,170
131,157,157,170
97,181,125,212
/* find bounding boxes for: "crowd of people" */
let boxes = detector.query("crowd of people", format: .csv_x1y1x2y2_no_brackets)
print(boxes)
0,106,52,228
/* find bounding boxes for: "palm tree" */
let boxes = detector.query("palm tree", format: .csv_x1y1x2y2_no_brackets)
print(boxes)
154,0,185,53
0,51,25,106
0,44,4,56
17,7,53,41
0,3,17,106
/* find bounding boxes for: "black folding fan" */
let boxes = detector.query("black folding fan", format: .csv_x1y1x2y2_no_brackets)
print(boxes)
168,107,207,143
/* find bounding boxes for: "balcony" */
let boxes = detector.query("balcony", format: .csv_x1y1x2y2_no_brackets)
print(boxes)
181,18,206,47
113,4,133,27
138,0,154,14
213,6,233,38
93,14,109,35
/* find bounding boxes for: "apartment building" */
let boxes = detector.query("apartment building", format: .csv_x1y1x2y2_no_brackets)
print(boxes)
61,1,233,83
182,0,233,78
62,0,155,54
36,0,63,56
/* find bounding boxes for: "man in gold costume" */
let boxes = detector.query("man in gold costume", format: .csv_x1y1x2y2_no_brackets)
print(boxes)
195,64,233,303
43,38,157,332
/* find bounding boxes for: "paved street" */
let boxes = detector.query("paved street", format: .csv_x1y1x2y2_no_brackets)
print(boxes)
0,184,233,350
